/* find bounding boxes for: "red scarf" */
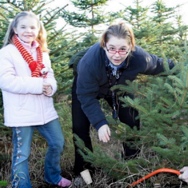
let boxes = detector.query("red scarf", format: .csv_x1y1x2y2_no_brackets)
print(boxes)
12,35,45,77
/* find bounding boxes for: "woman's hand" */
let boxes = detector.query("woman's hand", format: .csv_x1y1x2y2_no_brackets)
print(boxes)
98,124,111,143
43,83,52,96
179,167,188,183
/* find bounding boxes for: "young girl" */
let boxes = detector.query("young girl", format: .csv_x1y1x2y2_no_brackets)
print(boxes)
0,11,71,188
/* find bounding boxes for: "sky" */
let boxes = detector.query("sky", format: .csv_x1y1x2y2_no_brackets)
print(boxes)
48,0,188,27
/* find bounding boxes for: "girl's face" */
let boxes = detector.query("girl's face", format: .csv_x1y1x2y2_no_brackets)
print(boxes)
14,16,39,45
104,36,131,65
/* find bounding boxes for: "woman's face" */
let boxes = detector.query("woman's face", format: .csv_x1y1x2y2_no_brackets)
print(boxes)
104,36,131,65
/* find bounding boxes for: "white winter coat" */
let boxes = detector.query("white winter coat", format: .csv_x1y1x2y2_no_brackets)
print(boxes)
0,42,58,127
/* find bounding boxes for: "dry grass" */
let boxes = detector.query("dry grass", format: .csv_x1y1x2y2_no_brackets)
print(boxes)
0,130,187,188
0,133,186,188
0,100,187,187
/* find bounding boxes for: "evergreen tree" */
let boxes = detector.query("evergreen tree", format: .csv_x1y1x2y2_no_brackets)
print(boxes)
61,0,108,30
149,0,188,58
61,0,118,54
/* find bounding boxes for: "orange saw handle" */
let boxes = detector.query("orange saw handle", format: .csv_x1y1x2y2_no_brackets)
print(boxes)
129,168,180,187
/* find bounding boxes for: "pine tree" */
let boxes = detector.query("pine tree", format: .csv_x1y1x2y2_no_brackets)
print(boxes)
61,0,118,53
61,0,109,30
149,0,188,58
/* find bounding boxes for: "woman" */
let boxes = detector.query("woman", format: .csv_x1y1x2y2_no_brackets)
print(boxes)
71,21,174,183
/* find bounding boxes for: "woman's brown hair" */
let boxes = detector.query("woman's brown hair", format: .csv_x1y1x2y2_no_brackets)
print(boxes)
100,21,135,51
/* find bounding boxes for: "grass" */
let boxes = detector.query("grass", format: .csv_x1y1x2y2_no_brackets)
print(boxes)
0,100,187,187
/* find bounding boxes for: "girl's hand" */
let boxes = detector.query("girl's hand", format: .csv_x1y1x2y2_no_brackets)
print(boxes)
98,124,111,143
43,83,52,96
179,167,188,183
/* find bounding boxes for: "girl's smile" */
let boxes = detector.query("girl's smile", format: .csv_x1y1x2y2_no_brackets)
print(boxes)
13,16,39,45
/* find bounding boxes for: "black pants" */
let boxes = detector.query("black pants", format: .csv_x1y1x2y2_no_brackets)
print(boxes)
71,77,140,175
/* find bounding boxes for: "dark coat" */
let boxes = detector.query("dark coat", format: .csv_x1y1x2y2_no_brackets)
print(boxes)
76,42,174,130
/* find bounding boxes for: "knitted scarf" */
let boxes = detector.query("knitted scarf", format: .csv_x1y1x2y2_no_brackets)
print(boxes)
12,35,45,77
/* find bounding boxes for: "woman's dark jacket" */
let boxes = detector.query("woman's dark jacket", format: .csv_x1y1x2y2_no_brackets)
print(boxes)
76,42,174,130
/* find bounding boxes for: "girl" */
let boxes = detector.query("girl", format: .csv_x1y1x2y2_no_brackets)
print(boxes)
0,11,71,188
71,21,175,184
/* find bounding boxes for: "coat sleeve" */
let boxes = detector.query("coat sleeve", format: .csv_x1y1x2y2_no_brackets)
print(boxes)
76,47,108,130
0,46,43,94
132,46,175,75
144,54,174,74
43,53,57,96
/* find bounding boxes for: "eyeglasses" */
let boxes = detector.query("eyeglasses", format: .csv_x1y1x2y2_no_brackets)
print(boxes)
106,46,129,55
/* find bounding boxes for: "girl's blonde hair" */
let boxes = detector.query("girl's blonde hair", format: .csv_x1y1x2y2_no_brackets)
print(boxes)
3,11,49,52
100,21,135,51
